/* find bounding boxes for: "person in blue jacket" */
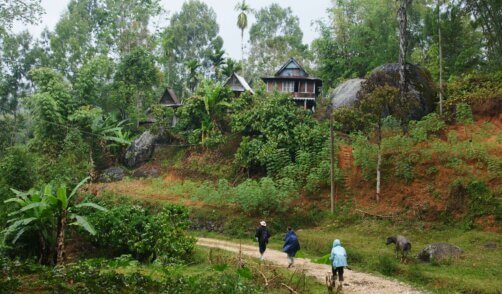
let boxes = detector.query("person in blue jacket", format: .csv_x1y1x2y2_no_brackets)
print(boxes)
283,226,300,268
329,239,348,282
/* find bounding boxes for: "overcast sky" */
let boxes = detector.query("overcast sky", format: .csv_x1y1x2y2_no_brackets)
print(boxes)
17,0,331,59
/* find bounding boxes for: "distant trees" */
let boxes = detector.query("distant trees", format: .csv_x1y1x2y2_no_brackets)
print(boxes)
246,4,310,81
162,0,221,97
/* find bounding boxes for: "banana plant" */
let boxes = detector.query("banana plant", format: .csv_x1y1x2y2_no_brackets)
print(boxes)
3,177,107,265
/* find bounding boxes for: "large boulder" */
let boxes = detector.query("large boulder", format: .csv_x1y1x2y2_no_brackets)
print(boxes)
132,166,160,178
124,131,158,168
417,243,463,262
330,78,365,109
365,63,438,120
98,166,125,183
330,64,437,120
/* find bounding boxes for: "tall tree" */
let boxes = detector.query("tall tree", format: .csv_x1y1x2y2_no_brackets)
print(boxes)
463,0,502,69
163,0,220,98
112,46,161,127
357,86,400,202
246,4,310,81
49,0,161,78
0,0,43,34
397,0,412,95
410,2,483,79
209,36,226,81
235,0,251,61
313,0,399,87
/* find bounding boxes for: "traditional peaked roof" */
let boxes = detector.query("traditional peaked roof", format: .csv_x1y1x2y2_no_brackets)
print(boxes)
225,72,254,94
159,87,182,106
274,57,308,77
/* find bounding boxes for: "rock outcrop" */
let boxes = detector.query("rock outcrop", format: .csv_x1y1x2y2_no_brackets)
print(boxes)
330,78,365,109
124,131,157,168
330,64,437,120
417,243,463,262
98,166,126,183
365,63,437,120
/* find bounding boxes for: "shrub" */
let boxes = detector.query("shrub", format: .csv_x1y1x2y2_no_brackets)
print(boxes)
235,177,298,215
455,103,474,125
351,133,378,181
89,203,195,264
445,72,502,117
0,145,36,191
377,255,398,276
409,113,445,142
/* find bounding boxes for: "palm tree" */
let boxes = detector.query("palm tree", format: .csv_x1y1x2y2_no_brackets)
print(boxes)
3,177,107,265
198,81,231,147
209,46,226,81
185,59,201,94
235,0,251,61
222,58,243,79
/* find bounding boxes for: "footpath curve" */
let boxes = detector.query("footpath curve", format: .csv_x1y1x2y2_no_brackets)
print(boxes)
197,237,423,294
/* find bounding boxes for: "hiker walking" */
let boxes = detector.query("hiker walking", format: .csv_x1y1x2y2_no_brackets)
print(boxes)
283,226,300,268
255,220,271,261
329,239,348,288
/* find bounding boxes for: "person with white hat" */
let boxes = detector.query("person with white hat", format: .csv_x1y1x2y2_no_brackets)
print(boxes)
255,220,271,261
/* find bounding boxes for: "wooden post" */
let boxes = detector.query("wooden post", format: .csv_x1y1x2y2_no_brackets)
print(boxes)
329,106,335,213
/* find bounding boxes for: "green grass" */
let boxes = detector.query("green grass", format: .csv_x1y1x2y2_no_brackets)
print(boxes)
196,218,502,294
268,220,501,294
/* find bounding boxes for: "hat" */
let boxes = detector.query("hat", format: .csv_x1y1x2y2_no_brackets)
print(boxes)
260,220,266,226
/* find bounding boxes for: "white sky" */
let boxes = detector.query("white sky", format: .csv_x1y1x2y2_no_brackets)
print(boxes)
16,0,332,60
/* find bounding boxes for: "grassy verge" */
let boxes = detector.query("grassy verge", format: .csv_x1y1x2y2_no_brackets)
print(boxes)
197,219,501,293
2,247,324,293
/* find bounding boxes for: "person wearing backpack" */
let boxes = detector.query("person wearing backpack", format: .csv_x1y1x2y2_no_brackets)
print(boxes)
255,220,271,261
283,226,300,268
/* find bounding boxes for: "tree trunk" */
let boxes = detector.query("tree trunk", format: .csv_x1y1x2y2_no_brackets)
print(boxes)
329,109,335,213
437,0,443,115
376,123,382,202
241,29,244,62
397,0,411,95
376,150,381,203
38,232,47,265
56,210,67,265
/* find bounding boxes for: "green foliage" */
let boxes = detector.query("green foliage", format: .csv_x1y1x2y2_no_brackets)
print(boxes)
234,177,298,215
455,103,474,125
0,145,36,191
351,133,377,181
313,0,398,85
89,202,195,264
409,113,445,142
112,46,161,127
2,178,105,265
162,0,221,97
376,255,399,276
411,2,484,79
445,72,502,116
176,80,232,147
246,3,311,80
332,107,372,134
232,92,324,173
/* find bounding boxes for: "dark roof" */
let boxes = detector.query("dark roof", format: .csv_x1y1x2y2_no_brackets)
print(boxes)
275,57,308,77
159,87,182,106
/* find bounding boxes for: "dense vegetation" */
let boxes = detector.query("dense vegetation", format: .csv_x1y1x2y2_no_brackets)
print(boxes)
1,0,500,292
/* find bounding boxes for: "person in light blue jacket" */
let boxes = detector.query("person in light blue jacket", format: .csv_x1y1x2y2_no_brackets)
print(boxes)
329,239,348,282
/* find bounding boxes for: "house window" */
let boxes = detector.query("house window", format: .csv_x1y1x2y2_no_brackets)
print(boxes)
282,81,294,92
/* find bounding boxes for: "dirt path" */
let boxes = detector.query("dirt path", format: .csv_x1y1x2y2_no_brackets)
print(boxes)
197,237,423,294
